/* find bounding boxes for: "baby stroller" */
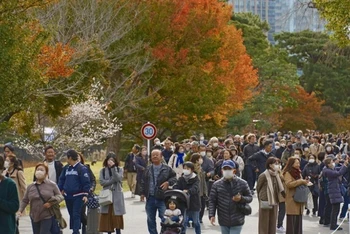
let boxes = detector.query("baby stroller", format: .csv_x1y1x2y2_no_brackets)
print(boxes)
160,190,190,234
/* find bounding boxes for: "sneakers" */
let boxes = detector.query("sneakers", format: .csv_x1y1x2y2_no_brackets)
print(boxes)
330,225,343,231
277,226,286,232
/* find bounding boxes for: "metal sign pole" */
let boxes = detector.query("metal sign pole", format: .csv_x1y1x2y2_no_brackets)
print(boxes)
147,139,151,159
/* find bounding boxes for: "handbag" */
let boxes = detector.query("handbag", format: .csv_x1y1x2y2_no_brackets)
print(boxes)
87,191,100,209
260,201,273,209
293,184,309,203
237,203,252,215
34,184,66,232
99,187,113,206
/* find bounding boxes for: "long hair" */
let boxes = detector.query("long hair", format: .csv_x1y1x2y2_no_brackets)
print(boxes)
8,156,23,171
103,152,119,168
283,157,300,175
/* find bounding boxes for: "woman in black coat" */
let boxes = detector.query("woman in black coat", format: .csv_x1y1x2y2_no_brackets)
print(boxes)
174,162,201,234
302,154,320,216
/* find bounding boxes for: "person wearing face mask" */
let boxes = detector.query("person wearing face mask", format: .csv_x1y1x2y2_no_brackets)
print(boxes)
4,155,27,225
302,155,320,216
256,157,285,234
281,141,295,166
310,136,325,158
0,154,19,234
275,140,286,160
199,134,208,145
174,162,200,234
18,163,64,234
325,143,334,155
190,153,207,223
135,146,148,202
152,138,163,151
243,134,260,194
168,144,186,179
322,157,349,231
230,146,244,178
209,160,253,234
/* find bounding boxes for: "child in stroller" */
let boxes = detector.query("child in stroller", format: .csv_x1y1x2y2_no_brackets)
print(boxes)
163,199,183,225
160,190,190,234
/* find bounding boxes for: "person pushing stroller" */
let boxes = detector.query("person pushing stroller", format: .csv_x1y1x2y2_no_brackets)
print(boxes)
174,162,201,234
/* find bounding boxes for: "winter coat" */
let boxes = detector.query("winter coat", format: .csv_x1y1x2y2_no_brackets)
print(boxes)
232,155,245,177
173,175,200,211
124,153,137,172
99,167,126,215
283,171,305,215
7,168,26,204
274,147,286,159
135,155,148,182
323,165,348,204
281,149,294,165
140,164,177,198
302,162,320,195
162,149,173,164
248,151,273,176
209,177,253,227
243,144,260,164
0,177,19,234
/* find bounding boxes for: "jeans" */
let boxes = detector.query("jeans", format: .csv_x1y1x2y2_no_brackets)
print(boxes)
182,211,201,234
277,202,286,228
340,194,349,218
146,196,166,234
243,165,255,191
220,225,243,234
330,203,340,229
31,217,53,234
66,196,84,234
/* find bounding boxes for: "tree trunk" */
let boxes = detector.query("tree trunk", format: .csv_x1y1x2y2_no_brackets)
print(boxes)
106,131,122,162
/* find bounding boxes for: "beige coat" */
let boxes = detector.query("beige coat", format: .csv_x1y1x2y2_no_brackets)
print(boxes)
283,172,305,215
8,169,27,204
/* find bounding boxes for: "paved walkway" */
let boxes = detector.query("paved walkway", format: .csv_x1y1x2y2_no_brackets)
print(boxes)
19,192,350,234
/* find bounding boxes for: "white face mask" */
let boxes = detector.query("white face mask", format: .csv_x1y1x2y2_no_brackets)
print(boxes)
183,169,191,176
326,147,332,151
155,141,161,146
281,144,286,147
332,162,336,168
213,143,218,148
304,147,309,152
275,145,280,150
222,170,234,179
273,164,280,171
4,161,10,169
294,154,300,158
198,158,203,165
200,151,206,157
207,152,212,157
309,159,315,163
200,137,204,141
35,171,46,180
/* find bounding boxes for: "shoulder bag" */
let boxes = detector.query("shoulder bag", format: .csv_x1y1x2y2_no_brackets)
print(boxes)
293,184,309,203
98,186,113,206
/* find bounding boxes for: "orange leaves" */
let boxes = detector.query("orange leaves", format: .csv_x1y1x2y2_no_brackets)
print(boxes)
37,43,74,81
278,86,324,130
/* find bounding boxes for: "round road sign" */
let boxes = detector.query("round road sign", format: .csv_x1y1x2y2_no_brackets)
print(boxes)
141,123,157,140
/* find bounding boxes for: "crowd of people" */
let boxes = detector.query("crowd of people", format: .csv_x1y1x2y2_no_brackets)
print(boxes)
1,130,350,234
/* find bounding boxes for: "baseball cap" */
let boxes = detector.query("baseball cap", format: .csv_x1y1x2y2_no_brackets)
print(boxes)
221,160,236,169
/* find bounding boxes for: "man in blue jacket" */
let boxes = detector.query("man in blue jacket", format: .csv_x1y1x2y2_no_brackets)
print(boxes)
58,149,90,234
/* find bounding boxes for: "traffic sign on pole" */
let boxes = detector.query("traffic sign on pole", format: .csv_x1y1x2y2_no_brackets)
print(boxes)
141,122,157,140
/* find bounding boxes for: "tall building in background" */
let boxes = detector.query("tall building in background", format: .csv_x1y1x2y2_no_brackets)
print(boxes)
228,0,325,43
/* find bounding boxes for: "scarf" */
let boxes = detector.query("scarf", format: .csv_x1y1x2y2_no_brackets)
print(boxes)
289,167,301,180
264,169,284,206
176,153,185,168
183,172,196,182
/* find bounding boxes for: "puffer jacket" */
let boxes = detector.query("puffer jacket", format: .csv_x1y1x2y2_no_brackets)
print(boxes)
140,163,177,198
209,177,253,227
323,165,348,204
